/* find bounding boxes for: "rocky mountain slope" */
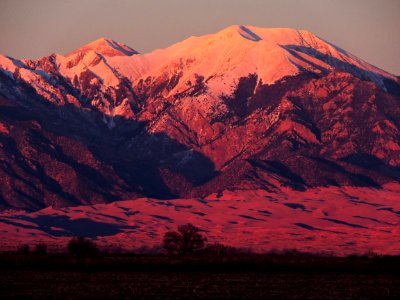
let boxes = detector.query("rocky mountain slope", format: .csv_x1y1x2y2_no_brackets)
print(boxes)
1,25,400,210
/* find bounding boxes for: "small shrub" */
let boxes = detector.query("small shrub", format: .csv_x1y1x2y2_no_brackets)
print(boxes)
34,243,47,255
16,244,30,254
68,237,98,257
203,242,234,257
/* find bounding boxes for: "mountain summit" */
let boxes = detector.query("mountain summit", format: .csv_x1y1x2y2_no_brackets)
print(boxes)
0,26,400,210
67,37,138,57
109,25,395,95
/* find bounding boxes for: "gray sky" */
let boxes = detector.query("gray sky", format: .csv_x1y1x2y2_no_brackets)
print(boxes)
0,0,399,75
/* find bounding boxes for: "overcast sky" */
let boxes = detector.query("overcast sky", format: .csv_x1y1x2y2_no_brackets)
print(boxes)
0,0,399,75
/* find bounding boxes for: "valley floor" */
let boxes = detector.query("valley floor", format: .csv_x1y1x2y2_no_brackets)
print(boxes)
1,183,400,256
1,270,400,299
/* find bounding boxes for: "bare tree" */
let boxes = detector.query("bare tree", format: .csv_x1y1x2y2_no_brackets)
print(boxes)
163,223,206,255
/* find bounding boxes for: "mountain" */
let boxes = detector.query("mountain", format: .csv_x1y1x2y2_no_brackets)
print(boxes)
1,25,400,211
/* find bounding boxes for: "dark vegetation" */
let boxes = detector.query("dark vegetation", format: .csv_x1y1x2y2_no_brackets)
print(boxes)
67,236,99,257
1,225,400,299
163,223,207,255
34,243,47,255
2,225,400,273
3,247,400,273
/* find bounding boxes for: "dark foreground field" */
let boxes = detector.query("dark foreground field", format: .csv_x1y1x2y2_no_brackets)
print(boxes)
1,254,400,299
2,271,400,299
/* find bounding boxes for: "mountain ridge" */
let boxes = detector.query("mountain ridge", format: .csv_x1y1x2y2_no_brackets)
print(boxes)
66,37,139,57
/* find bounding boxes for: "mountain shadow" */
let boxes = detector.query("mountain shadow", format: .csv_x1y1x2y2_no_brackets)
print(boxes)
0,73,216,210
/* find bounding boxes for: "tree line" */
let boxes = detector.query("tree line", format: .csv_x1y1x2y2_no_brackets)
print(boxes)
14,223,232,256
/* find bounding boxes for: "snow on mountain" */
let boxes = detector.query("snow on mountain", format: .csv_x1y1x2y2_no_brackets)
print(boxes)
0,25,397,117
59,38,139,87
107,25,396,97
66,37,138,57
0,55,20,75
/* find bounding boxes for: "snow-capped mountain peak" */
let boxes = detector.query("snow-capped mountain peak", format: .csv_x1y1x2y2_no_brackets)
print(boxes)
66,37,138,58
2,25,398,119
105,25,396,100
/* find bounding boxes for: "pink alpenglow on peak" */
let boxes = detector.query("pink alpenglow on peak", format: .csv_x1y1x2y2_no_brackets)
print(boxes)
67,37,138,57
